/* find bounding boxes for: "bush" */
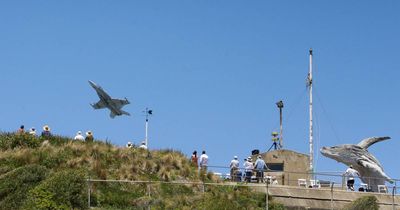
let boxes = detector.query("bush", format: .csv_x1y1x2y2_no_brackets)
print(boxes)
25,169,88,210
0,133,42,150
0,165,48,210
344,195,379,210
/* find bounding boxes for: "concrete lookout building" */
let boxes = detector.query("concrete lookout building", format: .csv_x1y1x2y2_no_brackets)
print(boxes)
253,149,310,186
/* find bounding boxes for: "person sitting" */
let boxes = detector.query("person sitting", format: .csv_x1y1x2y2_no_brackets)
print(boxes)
74,131,85,141
17,125,25,134
41,125,52,137
271,176,279,185
126,141,133,148
29,127,36,136
85,131,94,142
139,141,147,149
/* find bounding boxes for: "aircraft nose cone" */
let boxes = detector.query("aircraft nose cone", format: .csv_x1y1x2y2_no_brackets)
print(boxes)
88,80,97,88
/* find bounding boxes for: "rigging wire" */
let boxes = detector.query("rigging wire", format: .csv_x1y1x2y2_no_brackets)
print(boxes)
314,86,343,144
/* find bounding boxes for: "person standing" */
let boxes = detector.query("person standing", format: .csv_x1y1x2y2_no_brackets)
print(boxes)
199,151,209,173
344,165,360,191
244,157,254,183
191,151,198,167
230,156,239,181
254,155,268,183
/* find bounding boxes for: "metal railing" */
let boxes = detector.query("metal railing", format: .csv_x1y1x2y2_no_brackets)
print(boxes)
86,165,399,209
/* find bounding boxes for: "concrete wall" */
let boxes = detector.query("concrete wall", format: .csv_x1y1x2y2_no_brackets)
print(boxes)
253,184,400,210
254,149,311,186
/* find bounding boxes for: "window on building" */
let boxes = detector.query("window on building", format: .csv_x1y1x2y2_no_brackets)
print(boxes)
267,163,284,171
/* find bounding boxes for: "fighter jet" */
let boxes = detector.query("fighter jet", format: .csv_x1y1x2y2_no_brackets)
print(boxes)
88,80,130,118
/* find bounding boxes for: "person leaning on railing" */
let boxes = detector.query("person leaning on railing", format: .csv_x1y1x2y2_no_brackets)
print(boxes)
254,155,269,183
229,156,239,181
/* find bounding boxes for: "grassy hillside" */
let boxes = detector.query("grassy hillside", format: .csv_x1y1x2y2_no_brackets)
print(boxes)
0,133,284,209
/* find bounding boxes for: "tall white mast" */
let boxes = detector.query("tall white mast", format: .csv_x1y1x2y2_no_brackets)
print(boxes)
144,108,153,148
307,48,314,173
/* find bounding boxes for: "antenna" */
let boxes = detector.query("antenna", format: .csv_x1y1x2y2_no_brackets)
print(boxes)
276,100,284,149
307,48,314,174
143,107,153,148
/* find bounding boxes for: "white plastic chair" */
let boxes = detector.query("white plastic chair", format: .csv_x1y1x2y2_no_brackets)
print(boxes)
309,179,321,188
359,183,368,192
298,179,307,187
378,185,388,193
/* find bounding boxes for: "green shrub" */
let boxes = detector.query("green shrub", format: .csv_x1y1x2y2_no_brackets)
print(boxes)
0,165,48,210
344,195,379,210
0,132,42,150
25,169,88,210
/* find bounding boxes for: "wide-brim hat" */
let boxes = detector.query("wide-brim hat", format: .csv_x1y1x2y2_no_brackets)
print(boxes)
86,131,92,136
43,125,50,131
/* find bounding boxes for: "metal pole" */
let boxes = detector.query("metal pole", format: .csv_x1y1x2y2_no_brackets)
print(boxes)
308,48,314,175
145,108,149,148
279,107,283,149
331,182,334,210
392,186,396,210
266,181,269,210
87,177,91,208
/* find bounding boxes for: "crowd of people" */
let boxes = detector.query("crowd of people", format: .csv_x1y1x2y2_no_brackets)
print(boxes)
230,155,274,183
126,141,148,149
17,124,95,143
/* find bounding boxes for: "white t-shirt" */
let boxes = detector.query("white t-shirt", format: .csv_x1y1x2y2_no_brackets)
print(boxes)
199,154,209,166
244,161,254,171
139,144,148,149
230,159,239,169
345,168,359,180
74,134,85,141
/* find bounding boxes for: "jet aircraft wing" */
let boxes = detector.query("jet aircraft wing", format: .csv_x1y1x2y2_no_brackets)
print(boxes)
92,100,107,109
112,98,130,109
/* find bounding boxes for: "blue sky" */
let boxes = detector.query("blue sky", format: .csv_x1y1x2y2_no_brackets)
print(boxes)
1,1,399,180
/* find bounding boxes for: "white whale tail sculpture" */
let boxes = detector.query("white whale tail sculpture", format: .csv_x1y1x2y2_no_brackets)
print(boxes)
320,136,393,192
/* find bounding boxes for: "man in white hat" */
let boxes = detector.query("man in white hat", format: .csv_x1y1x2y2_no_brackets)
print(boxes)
243,157,254,183
74,131,84,141
254,155,268,183
230,156,240,181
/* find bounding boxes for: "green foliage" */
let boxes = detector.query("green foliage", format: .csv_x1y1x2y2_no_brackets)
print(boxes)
0,165,48,210
25,169,88,210
0,132,42,150
0,133,285,209
344,195,379,210
194,186,267,210
92,182,145,208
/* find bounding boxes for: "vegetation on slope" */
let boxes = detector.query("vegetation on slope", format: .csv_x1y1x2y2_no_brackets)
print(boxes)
0,133,284,209
344,195,379,210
